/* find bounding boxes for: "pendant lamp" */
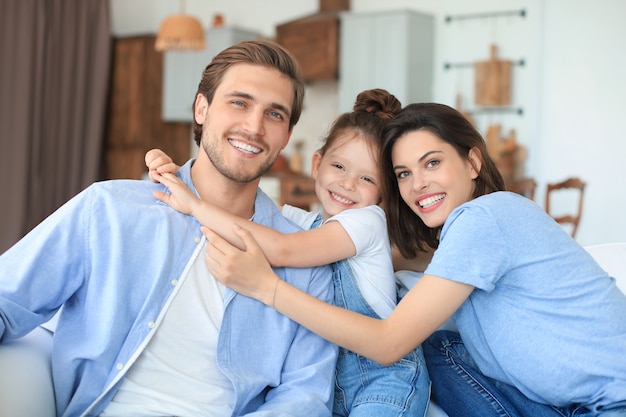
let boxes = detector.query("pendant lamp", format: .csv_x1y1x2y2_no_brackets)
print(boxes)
155,0,205,51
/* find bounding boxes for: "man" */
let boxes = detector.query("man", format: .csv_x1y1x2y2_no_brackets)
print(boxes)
0,40,337,417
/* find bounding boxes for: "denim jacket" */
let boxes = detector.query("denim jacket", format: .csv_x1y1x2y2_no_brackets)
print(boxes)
0,159,338,417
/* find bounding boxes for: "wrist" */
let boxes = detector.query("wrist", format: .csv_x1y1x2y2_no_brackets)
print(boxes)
271,276,282,309
260,272,281,308
189,199,205,217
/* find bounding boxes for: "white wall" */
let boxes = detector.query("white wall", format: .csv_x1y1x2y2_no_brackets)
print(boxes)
109,0,626,245
538,0,626,245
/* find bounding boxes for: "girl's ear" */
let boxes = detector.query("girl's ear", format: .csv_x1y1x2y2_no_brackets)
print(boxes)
468,147,482,180
310,152,323,180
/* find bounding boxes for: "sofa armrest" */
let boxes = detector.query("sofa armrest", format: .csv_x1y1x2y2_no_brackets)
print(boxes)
0,327,56,417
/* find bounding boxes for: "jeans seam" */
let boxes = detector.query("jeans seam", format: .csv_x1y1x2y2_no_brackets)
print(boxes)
443,339,513,417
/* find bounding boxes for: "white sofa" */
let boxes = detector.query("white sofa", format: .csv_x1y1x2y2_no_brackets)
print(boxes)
0,326,56,417
1,243,624,417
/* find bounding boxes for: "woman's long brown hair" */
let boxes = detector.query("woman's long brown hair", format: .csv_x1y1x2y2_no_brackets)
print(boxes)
381,103,505,258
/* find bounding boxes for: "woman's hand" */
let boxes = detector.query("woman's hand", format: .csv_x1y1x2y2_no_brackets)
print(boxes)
153,173,200,215
202,225,278,306
145,148,179,182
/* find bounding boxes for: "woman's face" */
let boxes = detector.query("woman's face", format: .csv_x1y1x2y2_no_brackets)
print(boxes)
391,129,481,228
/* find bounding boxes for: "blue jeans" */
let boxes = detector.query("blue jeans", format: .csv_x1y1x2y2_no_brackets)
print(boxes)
423,330,626,417
333,347,430,417
330,258,430,417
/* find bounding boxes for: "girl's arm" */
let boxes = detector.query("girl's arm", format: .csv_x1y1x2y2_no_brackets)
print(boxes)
203,225,474,365
154,173,356,268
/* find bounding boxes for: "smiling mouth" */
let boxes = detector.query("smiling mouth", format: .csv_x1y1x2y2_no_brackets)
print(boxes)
229,139,261,155
330,192,355,206
418,193,445,208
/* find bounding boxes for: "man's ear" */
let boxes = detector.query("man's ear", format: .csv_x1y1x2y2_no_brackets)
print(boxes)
194,94,208,124
310,152,322,180
282,128,293,151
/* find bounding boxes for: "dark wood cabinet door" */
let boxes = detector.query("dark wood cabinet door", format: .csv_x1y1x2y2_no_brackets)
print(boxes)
103,35,192,180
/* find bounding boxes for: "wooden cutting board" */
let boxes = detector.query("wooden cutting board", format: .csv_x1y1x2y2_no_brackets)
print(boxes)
474,44,512,106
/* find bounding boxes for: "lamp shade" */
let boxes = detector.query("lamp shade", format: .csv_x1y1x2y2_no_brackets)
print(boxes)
155,14,206,51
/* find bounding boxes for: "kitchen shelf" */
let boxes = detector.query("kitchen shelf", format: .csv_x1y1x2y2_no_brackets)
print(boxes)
445,9,526,23
466,107,524,116
444,59,525,70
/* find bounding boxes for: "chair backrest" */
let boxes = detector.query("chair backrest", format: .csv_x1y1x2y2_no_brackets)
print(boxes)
506,177,537,200
545,177,586,238
585,242,626,294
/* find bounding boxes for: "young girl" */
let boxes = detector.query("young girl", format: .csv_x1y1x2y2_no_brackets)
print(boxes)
201,103,626,417
146,89,431,417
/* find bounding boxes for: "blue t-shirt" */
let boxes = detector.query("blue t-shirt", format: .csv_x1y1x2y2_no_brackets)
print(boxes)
425,191,626,408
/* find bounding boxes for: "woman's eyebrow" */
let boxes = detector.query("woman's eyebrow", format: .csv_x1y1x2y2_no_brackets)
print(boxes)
418,150,443,163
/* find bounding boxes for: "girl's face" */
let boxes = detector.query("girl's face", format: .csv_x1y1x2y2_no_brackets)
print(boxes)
311,133,382,220
391,129,481,228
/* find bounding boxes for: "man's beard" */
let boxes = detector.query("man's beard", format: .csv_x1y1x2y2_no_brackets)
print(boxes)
202,134,277,183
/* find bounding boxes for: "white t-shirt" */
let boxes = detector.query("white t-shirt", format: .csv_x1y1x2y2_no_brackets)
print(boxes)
101,242,235,416
283,204,396,318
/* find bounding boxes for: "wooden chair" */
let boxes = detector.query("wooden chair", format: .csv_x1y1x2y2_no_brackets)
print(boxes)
506,177,537,200
545,177,586,238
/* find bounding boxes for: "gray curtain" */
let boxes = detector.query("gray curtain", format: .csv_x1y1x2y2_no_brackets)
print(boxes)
0,0,111,253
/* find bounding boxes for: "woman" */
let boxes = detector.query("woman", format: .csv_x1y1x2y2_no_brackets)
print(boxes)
202,103,626,417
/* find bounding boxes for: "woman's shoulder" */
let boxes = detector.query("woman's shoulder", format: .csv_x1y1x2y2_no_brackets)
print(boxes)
473,190,530,204
463,191,542,216
445,191,551,239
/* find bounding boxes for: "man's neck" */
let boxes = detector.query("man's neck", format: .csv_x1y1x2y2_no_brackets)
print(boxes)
190,153,258,220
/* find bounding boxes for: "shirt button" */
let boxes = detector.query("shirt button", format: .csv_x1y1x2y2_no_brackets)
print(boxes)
148,322,155,329
194,236,201,243
171,279,178,286
116,363,124,371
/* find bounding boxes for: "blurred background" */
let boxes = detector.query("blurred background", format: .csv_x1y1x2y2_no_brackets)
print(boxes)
1,0,624,252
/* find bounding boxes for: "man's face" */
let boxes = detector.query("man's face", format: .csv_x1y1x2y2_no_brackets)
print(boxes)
195,63,294,183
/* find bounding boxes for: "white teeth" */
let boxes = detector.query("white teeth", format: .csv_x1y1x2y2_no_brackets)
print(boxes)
331,192,354,205
419,194,445,208
230,139,261,154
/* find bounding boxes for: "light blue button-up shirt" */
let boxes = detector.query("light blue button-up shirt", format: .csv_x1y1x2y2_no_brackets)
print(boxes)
0,160,338,417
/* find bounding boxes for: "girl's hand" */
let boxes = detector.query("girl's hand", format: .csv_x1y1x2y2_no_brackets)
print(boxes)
202,225,278,306
153,173,200,215
145,148,179,182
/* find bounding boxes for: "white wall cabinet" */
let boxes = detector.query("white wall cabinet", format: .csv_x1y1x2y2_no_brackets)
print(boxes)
162,27,259,121
339,10,434,112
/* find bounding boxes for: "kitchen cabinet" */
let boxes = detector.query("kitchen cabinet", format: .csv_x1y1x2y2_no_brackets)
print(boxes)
276,13,340,82
162,27,259,121
275,0,349,82
104,35,192,180
260,173,319,211
339,10,434,112
277,173,319,210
